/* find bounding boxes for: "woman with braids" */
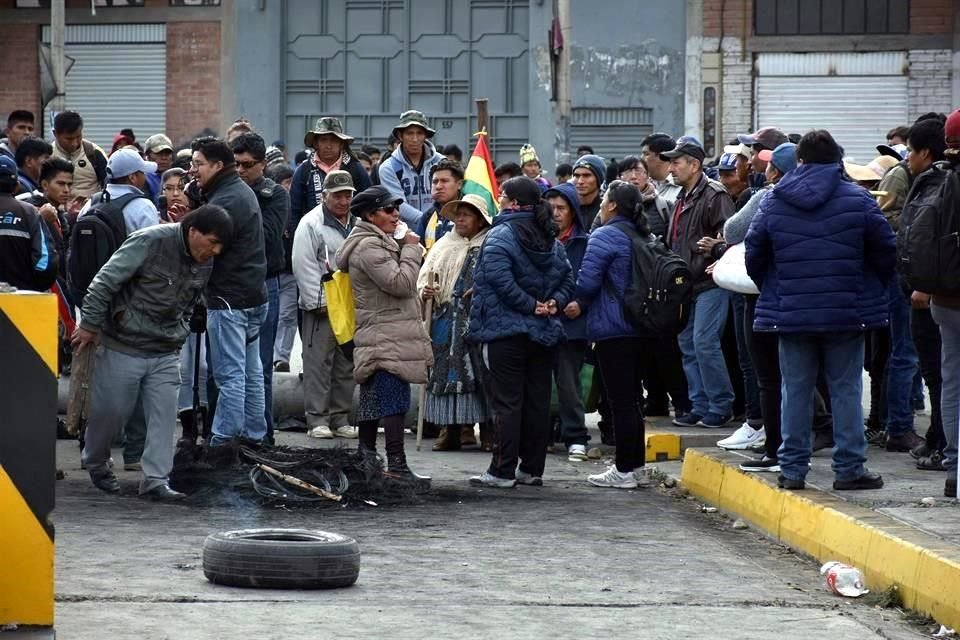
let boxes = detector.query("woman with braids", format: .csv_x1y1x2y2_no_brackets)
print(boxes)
467,176,575,488
418,194,492,452
565,180,653,489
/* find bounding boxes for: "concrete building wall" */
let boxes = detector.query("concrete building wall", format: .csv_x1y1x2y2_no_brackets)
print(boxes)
908,49,956,121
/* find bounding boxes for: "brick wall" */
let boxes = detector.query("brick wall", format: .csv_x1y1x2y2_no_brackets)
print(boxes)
907,49,955,120
0,25,41,124
703,0,751,39
910,0,955,35
166,22,221,147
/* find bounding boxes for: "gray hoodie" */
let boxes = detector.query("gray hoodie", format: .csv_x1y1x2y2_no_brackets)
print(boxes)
376,140,445,228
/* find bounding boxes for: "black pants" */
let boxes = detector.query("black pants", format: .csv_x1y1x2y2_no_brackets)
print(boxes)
721,301,746,418
640,334,690,414
913,307,945,449
596,337,646,472
484,336,553,479
864,328,890,428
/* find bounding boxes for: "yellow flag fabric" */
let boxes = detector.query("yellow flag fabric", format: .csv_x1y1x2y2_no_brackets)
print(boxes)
462,133,500,217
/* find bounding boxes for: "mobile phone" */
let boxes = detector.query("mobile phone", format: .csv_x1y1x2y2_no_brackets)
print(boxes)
158,195,168,217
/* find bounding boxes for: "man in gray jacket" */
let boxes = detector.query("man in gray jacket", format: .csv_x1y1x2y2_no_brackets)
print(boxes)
292,170,358,440
192,138,269,447
73,205,233,500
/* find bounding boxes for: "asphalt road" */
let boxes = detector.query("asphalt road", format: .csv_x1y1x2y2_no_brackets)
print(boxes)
49,433,928,640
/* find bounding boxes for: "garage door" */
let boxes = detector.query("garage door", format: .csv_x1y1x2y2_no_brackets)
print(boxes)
755,52,908,163
43,24,166,151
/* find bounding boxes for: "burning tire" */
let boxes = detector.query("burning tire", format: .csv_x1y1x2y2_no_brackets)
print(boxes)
203,529,360,589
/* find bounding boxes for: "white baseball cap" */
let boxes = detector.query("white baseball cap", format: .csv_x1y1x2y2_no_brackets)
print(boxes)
107,149,157,179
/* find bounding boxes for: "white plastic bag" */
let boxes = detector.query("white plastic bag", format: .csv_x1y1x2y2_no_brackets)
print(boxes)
712,242,760,295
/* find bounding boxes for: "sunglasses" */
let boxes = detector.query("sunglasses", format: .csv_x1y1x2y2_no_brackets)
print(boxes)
380,205,398,214
236,160,261,170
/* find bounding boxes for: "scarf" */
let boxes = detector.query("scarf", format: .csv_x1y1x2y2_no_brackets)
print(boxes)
417,226,489,305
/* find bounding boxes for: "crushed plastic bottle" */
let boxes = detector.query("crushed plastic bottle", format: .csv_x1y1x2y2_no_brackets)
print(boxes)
820,561,869,597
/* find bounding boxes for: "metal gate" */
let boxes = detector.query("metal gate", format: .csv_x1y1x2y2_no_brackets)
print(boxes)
282,0,530,165
755,52,908,163
42,24,167,151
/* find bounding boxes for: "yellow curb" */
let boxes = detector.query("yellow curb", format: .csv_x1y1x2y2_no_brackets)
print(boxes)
645,432,681,463
681,448,960,630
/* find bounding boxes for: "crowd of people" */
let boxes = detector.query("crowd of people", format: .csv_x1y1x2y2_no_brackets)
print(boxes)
1,104,959,500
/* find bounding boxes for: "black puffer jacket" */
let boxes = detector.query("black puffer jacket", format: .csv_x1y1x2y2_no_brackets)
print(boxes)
203,169,267,309
250,175,289,277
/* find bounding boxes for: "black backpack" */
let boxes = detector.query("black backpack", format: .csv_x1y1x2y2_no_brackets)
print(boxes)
67,191,143,302
606,219,693,335
899,166,960,296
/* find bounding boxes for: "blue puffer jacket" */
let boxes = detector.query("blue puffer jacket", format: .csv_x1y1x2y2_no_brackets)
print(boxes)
745,163,896,333
546,182,588,341
469,207,574,346
574,215,639,341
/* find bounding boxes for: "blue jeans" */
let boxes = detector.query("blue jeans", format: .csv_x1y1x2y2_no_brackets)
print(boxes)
885,282,919,436
732,293,762,421
677,287,734,416
260,276,281,440
208,303,269,446
931,303,960,475
778,332,867,482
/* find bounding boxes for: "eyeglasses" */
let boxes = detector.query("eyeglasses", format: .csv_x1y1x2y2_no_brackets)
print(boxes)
380,205,398,214
236,160,261,170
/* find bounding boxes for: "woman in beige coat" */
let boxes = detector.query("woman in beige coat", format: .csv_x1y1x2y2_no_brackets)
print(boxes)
336,186,433,482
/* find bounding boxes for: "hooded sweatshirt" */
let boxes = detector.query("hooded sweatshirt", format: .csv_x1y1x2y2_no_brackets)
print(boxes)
377,140,446,228
546,182,588,340
468,207,574,346
745,163,896,333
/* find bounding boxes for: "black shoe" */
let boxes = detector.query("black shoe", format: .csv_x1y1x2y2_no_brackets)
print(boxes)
833,470,884,490
739,456,780,473
910,443,934,460
946,476,957,498
812,430,834,453
274,360,290,373
916,451,947,471
885,431,925,452
89,470,120,494
777,474,805,490
140,483,186,501
671,413,703,428
385,454,431,490
865,427,887,446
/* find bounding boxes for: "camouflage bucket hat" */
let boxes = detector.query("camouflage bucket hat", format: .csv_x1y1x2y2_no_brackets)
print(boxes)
304,116,354,148
392,110,436,138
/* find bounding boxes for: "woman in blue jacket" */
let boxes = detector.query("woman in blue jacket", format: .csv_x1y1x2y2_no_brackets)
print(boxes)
566,181,651,489
468,177,574,488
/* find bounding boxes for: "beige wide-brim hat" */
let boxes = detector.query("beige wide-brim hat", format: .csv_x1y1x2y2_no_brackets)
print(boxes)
440,193,493,227
844,161,881,183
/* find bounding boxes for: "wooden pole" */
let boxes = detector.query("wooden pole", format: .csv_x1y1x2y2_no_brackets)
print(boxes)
475,98,489,140
257,464,342,502
416,271,438,452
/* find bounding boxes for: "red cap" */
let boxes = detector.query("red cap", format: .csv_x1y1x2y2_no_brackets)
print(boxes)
946,109,960,149
757,149,773,162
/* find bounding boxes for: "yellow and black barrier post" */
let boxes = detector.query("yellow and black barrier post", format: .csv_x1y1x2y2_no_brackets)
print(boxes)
0,291,56,629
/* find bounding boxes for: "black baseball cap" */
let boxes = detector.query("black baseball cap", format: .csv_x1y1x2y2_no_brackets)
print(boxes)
350,185,403,217
660,136,706,162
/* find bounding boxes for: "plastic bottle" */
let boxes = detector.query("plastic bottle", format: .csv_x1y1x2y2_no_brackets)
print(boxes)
820,561,869,597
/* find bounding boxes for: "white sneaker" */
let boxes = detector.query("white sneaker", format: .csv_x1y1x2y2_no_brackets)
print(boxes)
568,444,588,461
333,425,358,439
717,423,766,450
515,470,543,486
587,465,638,489
307,425,334,439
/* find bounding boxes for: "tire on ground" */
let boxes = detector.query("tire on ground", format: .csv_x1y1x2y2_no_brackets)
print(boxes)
203,528,360,589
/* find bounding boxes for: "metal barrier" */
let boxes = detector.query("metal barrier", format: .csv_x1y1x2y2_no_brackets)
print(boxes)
0,292,56,628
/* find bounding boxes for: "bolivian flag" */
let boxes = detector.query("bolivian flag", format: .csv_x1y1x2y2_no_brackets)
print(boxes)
461,132,500,216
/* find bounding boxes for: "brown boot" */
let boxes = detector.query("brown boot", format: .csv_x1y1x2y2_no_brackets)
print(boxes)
460,425,477,447
432,427,461,451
